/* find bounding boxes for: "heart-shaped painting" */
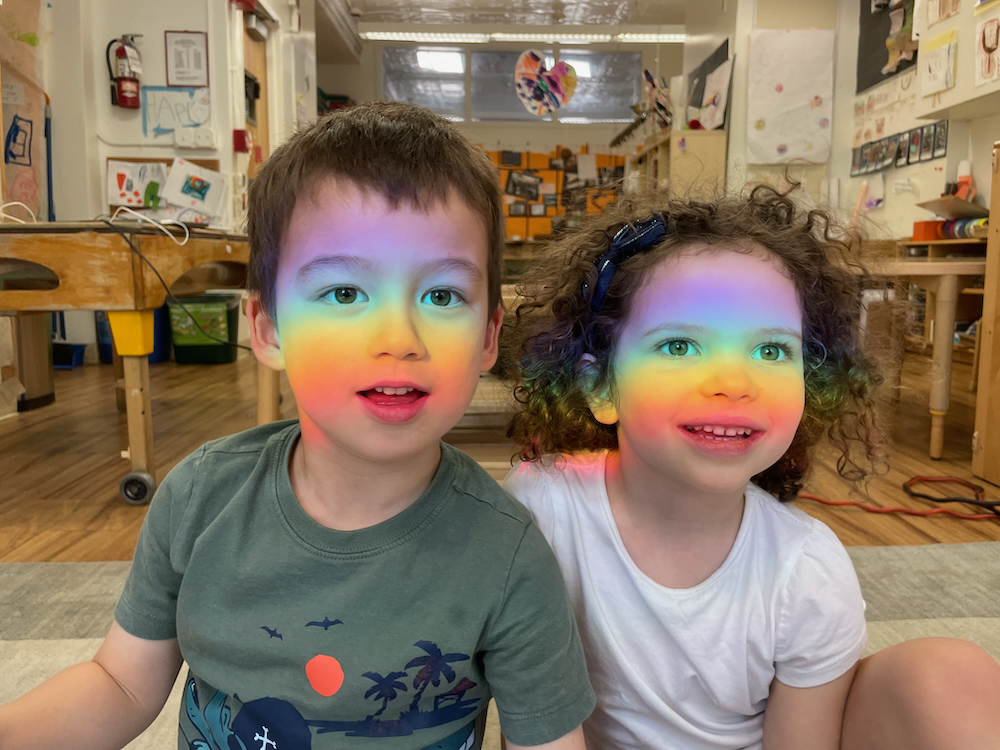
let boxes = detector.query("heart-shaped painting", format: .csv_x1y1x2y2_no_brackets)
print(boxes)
514,50,578,116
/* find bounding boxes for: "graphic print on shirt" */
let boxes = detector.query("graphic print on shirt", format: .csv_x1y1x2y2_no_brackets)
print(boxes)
180,623,484,750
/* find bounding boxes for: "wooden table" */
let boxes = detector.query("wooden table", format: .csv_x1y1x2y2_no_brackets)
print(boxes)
0,221,278,503
874,258,987,459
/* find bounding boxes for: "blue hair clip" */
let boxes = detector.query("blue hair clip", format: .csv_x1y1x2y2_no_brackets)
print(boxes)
583,215,669,311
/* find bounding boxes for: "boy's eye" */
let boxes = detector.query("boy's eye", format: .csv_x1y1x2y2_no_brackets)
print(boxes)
752,343,788,361
660,339,699,357
323,286,368,304
422,289,461,307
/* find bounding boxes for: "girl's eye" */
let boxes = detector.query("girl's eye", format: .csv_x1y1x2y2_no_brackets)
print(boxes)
323,286,368,304
753,343,789,361
660,339,699,357
422,289,461,307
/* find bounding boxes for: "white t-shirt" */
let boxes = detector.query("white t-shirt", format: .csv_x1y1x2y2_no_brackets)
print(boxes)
503,452,867,750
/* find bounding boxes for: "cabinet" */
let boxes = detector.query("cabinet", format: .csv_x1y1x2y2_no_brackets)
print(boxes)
623,129,728,199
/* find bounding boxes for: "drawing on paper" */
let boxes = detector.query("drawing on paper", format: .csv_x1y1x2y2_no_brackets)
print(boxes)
141,86,211,139
976,13,1000,86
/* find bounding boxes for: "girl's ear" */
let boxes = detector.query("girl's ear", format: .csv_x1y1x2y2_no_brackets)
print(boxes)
577,354,619,426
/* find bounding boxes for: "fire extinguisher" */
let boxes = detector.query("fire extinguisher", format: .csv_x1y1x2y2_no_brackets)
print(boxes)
106,34,143,109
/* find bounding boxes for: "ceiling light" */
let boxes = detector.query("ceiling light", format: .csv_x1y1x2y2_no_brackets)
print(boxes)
417,50,465,74
490,33,612,43
360,31,490,43
615,33,686,43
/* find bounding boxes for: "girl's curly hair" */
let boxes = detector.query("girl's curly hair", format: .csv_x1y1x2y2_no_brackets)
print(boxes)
504,185,889,502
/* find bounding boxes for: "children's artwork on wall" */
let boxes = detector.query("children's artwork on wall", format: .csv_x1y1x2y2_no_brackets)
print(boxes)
884,134,900,168
919,124,935,160
505,170,542,201
861,142,874,172
699,58,733,131
857,0,919,93
141,86,211,140
746,29,834,164
933,120,948,158
851,147,862,176
921,31,957,96
513,50,578,116
896,131,911,166
543,193,559,207
908,129,922,163
926,0,960,27
107,160,167,208
509,201,527,217
529,203,547,217
976,11,1000,86
160,158,227,219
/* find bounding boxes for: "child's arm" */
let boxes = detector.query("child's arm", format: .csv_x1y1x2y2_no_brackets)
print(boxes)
505,726,585,750
0,621,183,750
761,666,858,750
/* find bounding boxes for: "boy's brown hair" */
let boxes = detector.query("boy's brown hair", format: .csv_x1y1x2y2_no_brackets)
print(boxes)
246,102,505,319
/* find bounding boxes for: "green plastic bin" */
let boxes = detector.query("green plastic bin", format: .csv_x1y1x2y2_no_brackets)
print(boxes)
168,292,242,364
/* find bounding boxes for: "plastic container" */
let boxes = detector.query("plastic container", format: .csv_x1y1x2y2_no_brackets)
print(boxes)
95,306,172,364
52,343,87,369
168,291,242,364
912,220,943,241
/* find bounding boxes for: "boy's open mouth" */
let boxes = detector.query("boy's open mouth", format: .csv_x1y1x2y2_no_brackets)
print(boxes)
359,387,428,406
683,424,758,441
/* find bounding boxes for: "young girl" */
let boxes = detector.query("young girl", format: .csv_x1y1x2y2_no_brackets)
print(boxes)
502,187,1000,750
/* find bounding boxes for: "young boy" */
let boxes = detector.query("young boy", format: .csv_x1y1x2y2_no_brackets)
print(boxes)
0,103,594,750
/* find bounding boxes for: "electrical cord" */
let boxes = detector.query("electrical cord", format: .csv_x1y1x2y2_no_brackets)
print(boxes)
100,219,253,352
1,201,38,224
798,475,1000,521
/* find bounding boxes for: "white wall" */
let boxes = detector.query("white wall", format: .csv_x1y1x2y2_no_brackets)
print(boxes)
969,113,1000,206
317,41,683,153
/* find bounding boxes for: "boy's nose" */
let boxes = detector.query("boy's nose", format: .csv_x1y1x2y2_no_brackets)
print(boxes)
698,363,760,401
370,305,428,360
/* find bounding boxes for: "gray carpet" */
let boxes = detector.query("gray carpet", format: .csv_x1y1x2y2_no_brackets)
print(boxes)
2,543,998,748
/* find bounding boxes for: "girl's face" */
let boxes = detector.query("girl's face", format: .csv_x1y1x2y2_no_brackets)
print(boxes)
590,245,806,495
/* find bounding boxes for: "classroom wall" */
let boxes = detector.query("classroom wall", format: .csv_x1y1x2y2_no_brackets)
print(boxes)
317,42,683,153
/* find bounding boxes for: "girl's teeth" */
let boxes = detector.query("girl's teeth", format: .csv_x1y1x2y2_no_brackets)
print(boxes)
374,387,415,395
689,425,753,437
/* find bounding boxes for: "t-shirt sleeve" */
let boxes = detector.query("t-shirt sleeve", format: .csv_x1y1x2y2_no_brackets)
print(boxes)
481,521,596,746
113,447,203,641
502,461,556,539
773,523,868,688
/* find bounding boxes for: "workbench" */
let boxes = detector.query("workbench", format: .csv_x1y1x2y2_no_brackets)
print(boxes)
0,221,279,503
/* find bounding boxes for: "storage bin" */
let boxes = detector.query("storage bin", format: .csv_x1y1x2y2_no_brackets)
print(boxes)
52,343,86,369
168,291,242,364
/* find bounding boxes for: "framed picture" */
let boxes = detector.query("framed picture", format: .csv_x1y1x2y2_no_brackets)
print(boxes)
933,120,949,159
529,203,547,217
850,147,862,177
884,135,899,169
896,131,910,167
505,170,542,201
866,142,879,173
860,143,873,172
165,31,209,88
908,130,922,164
874,138,888,170
501,151,523,167
543,193,558,207
548,157,564,170
509,201,527,217
920,124,935,161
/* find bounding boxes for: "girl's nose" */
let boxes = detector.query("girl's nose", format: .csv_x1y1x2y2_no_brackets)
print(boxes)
698,363,760,401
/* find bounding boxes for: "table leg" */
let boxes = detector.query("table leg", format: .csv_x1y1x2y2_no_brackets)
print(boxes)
107,310,156,480
928,274,958,459
257,361,281,425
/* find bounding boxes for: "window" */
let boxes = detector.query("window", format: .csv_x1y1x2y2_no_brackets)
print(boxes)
471,50,554,121
382,47,465,120
555,51,642,123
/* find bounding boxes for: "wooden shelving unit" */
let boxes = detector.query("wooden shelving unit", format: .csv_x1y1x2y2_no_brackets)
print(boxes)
623,129,727,199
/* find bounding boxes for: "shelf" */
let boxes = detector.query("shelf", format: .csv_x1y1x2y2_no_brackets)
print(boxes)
962,288,986,296
917,87,1000,122
898,238,988,246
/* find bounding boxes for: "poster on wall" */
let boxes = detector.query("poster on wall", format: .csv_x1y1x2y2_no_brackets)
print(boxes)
857,0,919,93
926,0,960,27
746,29,834,164
975,10,1000,87
141,86,211,140
921,30,957,96
160,158,227,219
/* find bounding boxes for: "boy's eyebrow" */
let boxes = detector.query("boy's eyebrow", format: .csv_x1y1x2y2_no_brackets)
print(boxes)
642,323,803,341
296,254,376,281
416,257,484,282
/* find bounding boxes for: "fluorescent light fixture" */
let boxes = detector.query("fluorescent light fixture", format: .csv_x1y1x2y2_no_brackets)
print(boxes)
490,33,612,43
615,33,686,43
361,31,490,43
416,50,465,74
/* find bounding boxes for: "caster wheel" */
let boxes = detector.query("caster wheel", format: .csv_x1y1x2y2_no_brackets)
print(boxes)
119,471,156,505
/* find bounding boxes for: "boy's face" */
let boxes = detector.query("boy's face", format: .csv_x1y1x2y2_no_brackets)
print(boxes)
250,179,501,464
589,246,805,495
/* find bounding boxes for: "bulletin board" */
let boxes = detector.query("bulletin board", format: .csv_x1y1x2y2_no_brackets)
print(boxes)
857,0,919,94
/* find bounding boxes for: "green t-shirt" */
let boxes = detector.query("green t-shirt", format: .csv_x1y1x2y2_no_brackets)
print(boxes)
115,421,594,750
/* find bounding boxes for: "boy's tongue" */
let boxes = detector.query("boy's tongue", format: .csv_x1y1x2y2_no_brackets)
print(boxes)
362,390,424,405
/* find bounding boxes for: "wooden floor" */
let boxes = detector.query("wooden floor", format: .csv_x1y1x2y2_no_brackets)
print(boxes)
1,349,998,562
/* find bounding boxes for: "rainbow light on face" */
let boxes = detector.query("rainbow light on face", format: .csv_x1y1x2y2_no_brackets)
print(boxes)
599,248,807,491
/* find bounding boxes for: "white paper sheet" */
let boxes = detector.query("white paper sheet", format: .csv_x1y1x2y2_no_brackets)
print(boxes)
107,160,167,208
699,58,733,131
976,10,1000,87
921,41,956,96
160,158,227,219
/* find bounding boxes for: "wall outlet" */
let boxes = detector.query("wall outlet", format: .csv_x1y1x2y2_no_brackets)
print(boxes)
174,128,195,148
194,127,217,149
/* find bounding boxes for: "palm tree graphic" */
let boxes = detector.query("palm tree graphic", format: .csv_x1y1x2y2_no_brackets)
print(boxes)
404,641,470,713
362,671,408,718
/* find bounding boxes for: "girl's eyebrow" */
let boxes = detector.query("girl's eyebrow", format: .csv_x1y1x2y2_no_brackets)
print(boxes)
641,323,802,341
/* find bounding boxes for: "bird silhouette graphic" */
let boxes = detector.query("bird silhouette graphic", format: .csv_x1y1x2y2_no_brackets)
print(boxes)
261,626,283,640
306,617,344,630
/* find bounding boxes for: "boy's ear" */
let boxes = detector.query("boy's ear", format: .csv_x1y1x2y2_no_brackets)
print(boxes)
479,303,505,373
246,294,286,372
578,354,618,426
